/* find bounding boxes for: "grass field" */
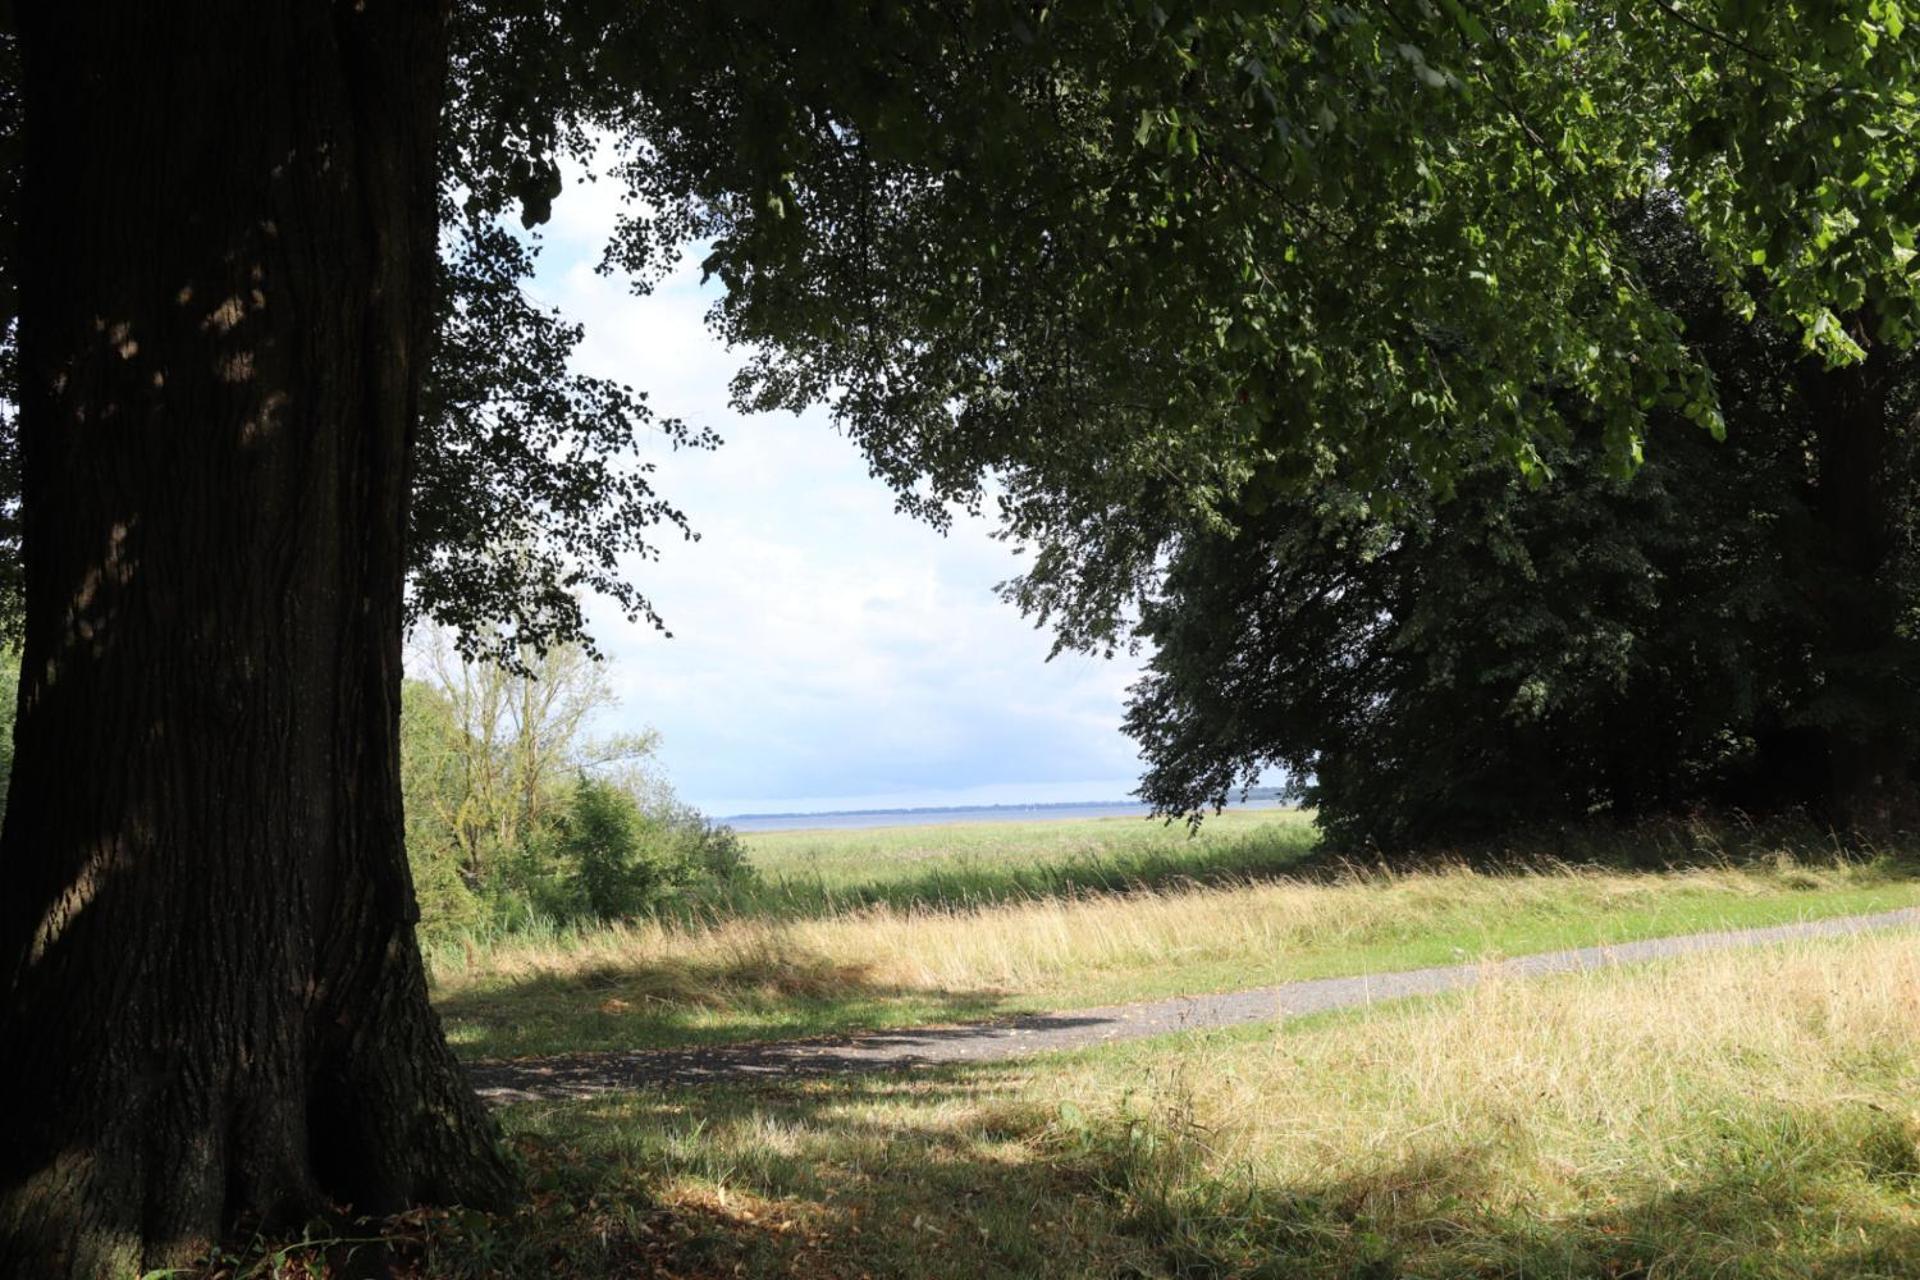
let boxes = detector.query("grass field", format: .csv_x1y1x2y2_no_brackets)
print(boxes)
429,811,1920,1059
412,930,1920,1279
720,807,1316,910
207,812,1920,1277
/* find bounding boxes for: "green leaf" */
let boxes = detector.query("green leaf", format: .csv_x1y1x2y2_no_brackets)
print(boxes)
1437,0,1492,45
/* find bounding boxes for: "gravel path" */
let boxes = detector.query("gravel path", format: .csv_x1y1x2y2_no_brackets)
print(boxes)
468,906,1920,1104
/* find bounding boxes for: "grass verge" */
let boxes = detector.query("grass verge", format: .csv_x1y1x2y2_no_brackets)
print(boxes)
432,836,1918,1058
405,930,1920,1278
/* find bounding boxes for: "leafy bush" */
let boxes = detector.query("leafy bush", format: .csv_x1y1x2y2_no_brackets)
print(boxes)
654,799,755,889
397,637,752,941
556,776,678,920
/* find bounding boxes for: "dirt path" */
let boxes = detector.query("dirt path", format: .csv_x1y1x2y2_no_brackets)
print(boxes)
468,906,1920,1103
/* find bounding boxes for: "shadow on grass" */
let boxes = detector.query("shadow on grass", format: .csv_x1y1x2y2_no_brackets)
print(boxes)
1286,812,1920,883
401,1063,1920,1280
436,819,1920,1063
435,955,1018,1061
462,1008,1136,1098
1097,1125,1920,1280
432,1069,1151,1279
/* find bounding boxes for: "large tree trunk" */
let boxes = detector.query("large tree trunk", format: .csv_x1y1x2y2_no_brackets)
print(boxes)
0,4,517,1275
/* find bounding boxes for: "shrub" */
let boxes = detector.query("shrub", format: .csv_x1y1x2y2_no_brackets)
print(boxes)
555,775,669,920
656,800,755,888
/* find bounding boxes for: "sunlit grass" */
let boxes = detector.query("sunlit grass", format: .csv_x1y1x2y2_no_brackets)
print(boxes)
432,932,1920,1278
430,833,1918,1058
722,806,1316,914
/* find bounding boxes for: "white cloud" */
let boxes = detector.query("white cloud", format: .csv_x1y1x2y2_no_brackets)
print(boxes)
517,166,1147,816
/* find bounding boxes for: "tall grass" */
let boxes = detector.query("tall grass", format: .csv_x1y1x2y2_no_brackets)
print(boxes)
715,807,1318,917
1040,932,1920,1277
460,932,1920,1279
420,808,1316,976
429,851,1917,1058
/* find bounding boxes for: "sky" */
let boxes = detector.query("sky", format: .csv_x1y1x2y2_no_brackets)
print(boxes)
516,170,1151,817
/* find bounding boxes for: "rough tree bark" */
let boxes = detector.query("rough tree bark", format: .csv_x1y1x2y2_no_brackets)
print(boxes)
0,4,518,1275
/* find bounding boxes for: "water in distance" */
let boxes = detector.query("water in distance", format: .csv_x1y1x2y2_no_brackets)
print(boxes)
723,794,1287,834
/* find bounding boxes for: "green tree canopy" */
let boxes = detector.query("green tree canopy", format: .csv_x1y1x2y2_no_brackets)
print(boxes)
1129,211,1920,845
9,3,1920,1268
578,1,1920,657
12,3,1917,661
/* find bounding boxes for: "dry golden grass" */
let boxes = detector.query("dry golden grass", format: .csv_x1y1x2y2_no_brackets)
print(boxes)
479,932,1920,1278
432,854,1918,1058
1063,931,1920,1185
1028,932,1920,1276
433,857,1890,998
